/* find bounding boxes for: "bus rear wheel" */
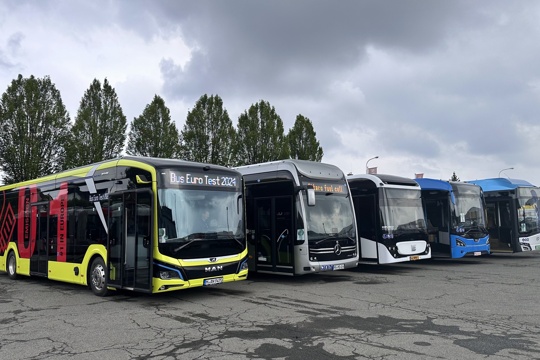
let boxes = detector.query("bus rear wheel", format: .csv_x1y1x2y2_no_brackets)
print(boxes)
7,252,17,280
89,257,109,297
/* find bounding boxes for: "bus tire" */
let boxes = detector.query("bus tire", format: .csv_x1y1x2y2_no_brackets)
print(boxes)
89,257,109,297
7,252,17,280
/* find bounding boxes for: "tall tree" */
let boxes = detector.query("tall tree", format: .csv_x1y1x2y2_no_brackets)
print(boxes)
0,74,71,184
126,95,181,158
235,100,289,166
287,114,323,162
64,78,127,168
181,94,237,166
450,172,460,182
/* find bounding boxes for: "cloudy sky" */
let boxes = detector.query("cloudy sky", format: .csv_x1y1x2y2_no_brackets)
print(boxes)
1,0,539,184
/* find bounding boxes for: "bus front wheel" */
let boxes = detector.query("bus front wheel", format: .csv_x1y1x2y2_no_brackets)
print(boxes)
7,252,17,280
89,257,109,297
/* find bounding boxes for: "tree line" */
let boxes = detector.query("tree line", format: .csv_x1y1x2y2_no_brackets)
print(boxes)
0,75,324,184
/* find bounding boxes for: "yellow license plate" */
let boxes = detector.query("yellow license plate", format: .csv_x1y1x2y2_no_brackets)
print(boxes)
410,255,420,261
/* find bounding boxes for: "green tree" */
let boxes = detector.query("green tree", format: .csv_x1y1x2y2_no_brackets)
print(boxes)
0,74,71,184
181,94,237,166
65,78,127,168
450,172,460,182
235,100,290,166
287,114,323,161
126,95,181,158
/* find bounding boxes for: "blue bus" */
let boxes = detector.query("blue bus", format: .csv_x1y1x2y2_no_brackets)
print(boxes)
415,178,490,258
347,174,431,264
467,178,540,252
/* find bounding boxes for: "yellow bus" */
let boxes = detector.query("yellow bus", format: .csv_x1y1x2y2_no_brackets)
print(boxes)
0,156,248,296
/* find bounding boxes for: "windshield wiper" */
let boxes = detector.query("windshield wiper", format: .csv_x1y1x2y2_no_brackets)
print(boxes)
216,233,245,249
314,235,338,244
173,237,205,252
171,233,245,252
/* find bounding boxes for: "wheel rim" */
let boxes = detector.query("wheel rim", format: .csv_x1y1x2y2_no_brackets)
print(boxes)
91,263,106,291
8,255,16,276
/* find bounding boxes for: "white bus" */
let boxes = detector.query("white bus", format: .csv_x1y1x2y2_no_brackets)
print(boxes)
234,160,359,275
347,174,431,264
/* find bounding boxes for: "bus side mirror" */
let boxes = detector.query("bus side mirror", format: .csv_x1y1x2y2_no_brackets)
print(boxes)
306,186,316,206
136,175,151,184
158,228,167,243
237,194,243,214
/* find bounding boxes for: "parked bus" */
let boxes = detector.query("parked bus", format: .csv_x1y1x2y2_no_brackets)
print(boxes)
0,156,248,296
467,178,540,252
347,174,430,264
415,178,490,258
234,159,358,275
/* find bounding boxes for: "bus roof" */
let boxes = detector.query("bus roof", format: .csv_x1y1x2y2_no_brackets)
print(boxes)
347,173,420,188
0,156,236,190
233,159,344,181
414,178,454,191
466,178,536,191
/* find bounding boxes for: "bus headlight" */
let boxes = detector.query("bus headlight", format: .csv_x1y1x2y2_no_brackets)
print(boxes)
160,270,180,280
238,259,249,272
456,239,466,247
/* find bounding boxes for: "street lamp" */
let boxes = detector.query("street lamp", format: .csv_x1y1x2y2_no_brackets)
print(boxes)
366,156,379,174
498,167,514,178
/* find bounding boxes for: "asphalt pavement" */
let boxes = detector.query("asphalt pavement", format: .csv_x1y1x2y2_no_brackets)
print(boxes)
1,252,540,359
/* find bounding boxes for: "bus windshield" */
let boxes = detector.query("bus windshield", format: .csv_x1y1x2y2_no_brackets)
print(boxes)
517,187,540,235
304,193,355,242
379,188,426,237
157,188,245,259
451,184,486,229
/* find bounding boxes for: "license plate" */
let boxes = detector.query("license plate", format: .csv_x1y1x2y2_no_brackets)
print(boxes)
474,251,481,256
321,264,344,271
410,255,420,261
204,277,223,286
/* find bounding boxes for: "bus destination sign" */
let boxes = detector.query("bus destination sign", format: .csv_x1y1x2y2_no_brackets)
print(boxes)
305,181,348,195
165,170,240,189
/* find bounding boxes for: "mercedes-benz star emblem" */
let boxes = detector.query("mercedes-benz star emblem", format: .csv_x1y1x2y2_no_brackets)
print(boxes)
334,242,342,255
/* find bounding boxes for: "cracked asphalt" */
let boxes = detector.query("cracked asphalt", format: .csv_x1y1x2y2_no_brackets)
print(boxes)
1,252,540,359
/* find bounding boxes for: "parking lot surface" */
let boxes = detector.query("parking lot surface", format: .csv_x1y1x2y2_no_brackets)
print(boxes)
1,252,540,359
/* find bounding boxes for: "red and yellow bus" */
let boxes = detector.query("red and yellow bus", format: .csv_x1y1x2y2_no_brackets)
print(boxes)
0,156,248,296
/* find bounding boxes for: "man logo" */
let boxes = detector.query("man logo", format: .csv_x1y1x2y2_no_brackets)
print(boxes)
209,257,217,262
205,265,223,272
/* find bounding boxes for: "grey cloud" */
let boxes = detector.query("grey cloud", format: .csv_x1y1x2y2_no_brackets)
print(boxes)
7,32,24,54
154,1,480,99
3,0,540,182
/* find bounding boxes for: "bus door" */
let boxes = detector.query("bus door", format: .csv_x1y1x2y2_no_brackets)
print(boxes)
486,201,514,252
254,196,293,274
352,194,377,260
30,203,49,276
108,190,153,292
423,196,450,256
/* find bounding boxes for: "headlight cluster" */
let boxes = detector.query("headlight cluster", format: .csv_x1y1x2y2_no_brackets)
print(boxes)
456,239,466,247
238,259,249,272
159,270,181,280
387,246,398,258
